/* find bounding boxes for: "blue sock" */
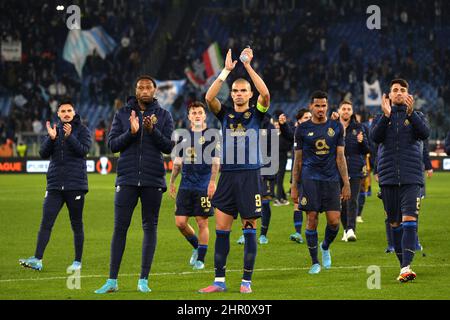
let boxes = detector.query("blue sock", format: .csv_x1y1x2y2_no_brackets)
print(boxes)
415,217,420,246
214,230,230,278
243,228,257,281
260,200,271,236
305,229,319,265
392,225,403,266
185,234,199,249
321,224,339,250
197,245,208,262
385,218,394,247
402,221,417,268
357,192,366,216
293,210,303,233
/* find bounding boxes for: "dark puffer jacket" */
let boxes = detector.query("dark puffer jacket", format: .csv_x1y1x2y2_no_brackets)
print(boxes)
371,105,430,186
108,97,174,190
39,114,91,191
344,120,370,178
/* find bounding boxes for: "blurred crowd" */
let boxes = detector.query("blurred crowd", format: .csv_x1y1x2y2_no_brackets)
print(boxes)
1,0,449,157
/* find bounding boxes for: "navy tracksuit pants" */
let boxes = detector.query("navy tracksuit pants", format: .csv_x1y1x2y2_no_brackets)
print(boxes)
109,186,163,280
35,190,86,261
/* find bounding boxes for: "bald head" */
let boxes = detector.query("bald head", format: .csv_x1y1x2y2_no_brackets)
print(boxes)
232,78,252,91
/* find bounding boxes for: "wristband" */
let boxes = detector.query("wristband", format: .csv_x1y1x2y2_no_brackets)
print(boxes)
218,68,231,81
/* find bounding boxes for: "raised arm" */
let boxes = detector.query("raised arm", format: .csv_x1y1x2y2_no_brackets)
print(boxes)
241,48,270,110
205,49,237,115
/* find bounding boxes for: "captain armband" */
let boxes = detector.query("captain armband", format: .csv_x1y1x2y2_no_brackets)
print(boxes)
256,102,269,113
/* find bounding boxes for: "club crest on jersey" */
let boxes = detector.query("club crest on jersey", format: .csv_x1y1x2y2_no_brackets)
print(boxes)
228,114,235,119
301,197,307,206
198,136,206,145
151,115,158,125
404,119,410,126
244,111,251,119
116,186,121,193
186,147,197,158
308,132,314,136
352,129,357,136
328,127,335,137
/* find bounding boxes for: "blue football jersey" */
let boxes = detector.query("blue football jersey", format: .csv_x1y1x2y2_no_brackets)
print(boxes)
294,119,345,181
179,129,219,191
215,105,266,171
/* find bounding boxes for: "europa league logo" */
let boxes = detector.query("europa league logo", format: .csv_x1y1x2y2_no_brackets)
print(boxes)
96,157,112,175
100,157,108,175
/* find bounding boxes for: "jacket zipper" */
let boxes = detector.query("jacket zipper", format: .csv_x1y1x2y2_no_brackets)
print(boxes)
138,112,144,186
61,129,65,191
396,114,400,186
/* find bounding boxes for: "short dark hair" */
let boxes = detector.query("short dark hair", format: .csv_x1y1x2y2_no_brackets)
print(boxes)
338,100,353,109
295,108,310,120
136,75,157,88
187,101,206,113
232,78,252,89
310,90,328,103
390,78,409,90
57,99,75,111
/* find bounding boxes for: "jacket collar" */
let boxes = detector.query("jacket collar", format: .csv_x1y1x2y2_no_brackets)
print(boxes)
58,113,81,128
126,96,160,113
391,104,407,113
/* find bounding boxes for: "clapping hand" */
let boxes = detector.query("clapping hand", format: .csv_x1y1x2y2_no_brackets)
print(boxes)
46,121,57,140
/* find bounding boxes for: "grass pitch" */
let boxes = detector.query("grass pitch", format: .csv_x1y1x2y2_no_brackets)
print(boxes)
1,173,449,300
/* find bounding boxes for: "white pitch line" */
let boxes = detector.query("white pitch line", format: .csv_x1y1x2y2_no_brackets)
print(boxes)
1,264,449,283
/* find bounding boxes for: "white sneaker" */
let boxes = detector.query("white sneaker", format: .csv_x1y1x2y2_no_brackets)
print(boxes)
346,229,357,241
341,230,348,242
356,216,364,223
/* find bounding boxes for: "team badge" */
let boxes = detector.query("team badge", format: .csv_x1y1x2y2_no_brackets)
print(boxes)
404,119,410,126
186,147,196,157
327,127,335,137
308,132,314,136
352,129,357,136
244,111,251,119
301,197,307,206
228,114,235,119
116,186,121,193
150,115,158,125
198,136,206,145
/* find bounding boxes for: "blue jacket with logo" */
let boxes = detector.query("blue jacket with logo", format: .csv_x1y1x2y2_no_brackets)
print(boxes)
344,120,370,178
39,114,91,191
370,105,430,186
108,97,174,190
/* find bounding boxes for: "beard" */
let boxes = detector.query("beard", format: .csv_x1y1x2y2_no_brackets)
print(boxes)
138,96,153,106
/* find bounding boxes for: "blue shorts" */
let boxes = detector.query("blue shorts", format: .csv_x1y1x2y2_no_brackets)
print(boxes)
261,175,275,199
211,169,262,219
175,188,213,217
380,184,421,224
298,179,341,213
